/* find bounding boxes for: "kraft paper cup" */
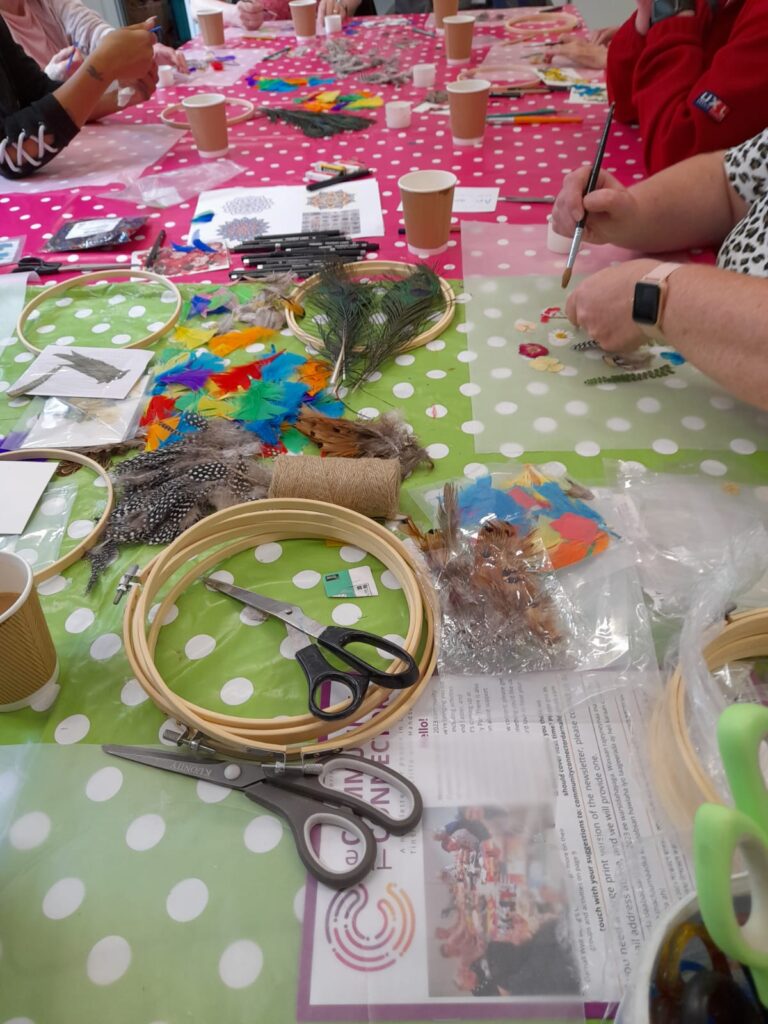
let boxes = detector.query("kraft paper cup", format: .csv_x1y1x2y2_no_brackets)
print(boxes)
182,93,229,158
290,0,317,38
0,551,59,712
197,9,225,45
447,78,490,146
443,14,474,65
398,169,457,256
433,0,458,33
386,101,412,129
413,63,436,87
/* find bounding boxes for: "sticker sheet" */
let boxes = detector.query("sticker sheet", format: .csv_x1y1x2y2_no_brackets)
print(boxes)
189,179,385,244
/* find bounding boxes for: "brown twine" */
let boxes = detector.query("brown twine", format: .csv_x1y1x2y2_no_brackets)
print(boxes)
269,456,400,519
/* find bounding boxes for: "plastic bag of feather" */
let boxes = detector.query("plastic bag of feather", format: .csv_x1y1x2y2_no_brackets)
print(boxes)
404,482,583,676
410,463,617,570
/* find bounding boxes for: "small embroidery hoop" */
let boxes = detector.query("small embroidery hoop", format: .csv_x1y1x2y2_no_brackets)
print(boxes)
16,269,182,354
504,11,579,37
0,448,114,583
160,97,255,128
286,260,455,354
651,606,768,823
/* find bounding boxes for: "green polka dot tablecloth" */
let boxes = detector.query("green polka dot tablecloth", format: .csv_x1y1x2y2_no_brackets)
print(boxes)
1,279,767,1024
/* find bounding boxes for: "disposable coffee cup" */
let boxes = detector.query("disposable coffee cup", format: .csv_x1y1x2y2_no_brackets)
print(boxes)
158,65,175,87
289,0,317,38
447,78,490,146
443,14,474,65
197,9,225,45
182,92,229,158
398,169,457,255
0,551,59,712
412,63,436,87
386,101,412,129
433,0,458,33
324,12,342,32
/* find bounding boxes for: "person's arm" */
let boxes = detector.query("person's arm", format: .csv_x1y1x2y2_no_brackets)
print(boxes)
629,0,768,172
565,259,768,410
547,37,606,70
551,148,747,252
0,21,154,176
605,13,647,123
52,0,113,55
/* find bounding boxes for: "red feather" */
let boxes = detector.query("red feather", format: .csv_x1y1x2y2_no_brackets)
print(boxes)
208,352,283,395
141,395,178,426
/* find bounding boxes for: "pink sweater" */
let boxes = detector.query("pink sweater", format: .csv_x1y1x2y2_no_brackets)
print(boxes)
1,0,110,68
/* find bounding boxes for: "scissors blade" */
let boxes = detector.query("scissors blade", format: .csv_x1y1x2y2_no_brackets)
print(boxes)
203,577,324,637
103,744,267,790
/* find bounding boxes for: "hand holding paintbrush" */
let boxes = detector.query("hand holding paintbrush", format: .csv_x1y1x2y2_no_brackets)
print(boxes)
560,102,615,288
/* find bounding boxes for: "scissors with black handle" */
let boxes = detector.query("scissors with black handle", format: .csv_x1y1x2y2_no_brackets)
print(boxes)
104,745,422,889
204,578,420,721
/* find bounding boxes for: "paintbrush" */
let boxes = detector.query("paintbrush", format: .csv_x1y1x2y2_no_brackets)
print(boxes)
561,101,615,289
500,195,556,204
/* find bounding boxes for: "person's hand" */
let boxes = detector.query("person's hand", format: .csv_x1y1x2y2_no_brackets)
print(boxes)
565,259,659,352
89,19,156,82
154,42,188,72
121,62,159,105
236,0,264,29
46,45,84,80
548,36,607,69
552,165,637,244
590,24,618,45
317,0,347,19
634,0,652,34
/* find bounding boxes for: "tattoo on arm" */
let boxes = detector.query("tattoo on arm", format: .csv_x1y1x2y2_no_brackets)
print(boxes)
85,63,105,82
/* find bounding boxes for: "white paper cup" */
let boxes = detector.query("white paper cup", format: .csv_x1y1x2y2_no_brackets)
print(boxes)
324,13,342,33
289,0,317,39
399,169,457,255
447,78,490,146
412,63,436,87
0,551,59,712
547,214,572,254
158,66,175,87
386,101,412,129
182,92,229,158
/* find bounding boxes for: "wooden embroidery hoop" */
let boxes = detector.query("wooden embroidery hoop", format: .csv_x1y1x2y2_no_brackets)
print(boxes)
458,65,541,87
160,97,255,129
505,11,579,37
285,260,455,354
123,499,438,758
16,269,182,354
0,448,114,583
651,607,768,824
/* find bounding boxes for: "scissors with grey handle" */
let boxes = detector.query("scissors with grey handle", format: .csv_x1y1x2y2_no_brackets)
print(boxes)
104,745,422,889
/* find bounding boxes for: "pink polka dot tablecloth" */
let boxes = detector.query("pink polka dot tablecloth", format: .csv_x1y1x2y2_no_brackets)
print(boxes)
0,10,643,280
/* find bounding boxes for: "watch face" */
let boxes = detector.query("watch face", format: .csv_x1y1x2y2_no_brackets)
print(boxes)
633,282,661,326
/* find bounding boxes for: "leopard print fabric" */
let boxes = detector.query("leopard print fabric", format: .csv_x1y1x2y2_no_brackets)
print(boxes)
718,129,768,277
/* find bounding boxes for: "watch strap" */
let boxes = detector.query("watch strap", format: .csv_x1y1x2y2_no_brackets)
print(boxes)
651,0,696,23
636,262,682,341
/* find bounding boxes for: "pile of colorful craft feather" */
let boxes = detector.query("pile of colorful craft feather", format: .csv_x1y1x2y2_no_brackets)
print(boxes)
246,76,336,92
141,337,344,452
293,89,383,113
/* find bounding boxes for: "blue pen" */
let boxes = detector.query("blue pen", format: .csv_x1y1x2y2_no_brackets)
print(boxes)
64,41,79,77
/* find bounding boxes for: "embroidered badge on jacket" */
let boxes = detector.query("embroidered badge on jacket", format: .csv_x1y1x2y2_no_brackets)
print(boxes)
693,91,730,122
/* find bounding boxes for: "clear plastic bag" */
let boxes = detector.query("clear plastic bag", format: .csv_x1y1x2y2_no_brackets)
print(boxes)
0,479,76,572
610,460,768,623
17,376,149,451
102,161,245,209
44,216,147,252
406,481,583,675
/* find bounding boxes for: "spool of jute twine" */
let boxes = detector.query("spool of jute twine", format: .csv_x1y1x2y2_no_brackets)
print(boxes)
269,456,400,519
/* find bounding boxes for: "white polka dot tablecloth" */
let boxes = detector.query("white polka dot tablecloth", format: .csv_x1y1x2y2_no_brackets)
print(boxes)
1,12,768,1024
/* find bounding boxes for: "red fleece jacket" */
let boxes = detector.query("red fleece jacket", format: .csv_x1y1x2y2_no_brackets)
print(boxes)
606,0,768,173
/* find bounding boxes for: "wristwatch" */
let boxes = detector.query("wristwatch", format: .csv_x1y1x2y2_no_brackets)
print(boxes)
651,0,696,24
632,262,682,341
